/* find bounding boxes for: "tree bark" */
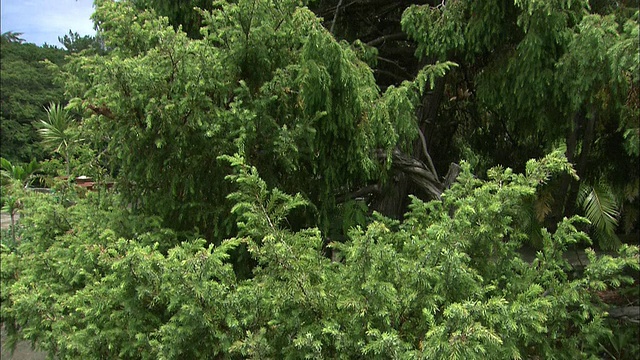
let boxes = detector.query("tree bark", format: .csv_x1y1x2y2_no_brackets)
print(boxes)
607,306,640,323
369,75,453,219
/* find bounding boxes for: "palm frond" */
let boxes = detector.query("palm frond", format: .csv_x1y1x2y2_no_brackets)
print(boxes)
38,102,74,152
577,182,621,249
534,189,554,222
0,157,42,188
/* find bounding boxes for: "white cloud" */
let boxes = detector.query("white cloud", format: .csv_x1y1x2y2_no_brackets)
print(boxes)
1,0,95,46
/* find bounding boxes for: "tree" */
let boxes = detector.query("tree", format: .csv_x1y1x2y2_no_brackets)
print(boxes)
1,149,638,359
0,38,66,163
4,1,636,246
396,0,639,247
58,30,107,55
60,0,455,243
1,31,26,44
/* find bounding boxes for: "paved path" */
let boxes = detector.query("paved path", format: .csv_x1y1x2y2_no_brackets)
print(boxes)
0,212,18,230
1,324,46,360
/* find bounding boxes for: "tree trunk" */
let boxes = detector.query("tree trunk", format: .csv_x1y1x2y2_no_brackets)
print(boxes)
10,211,16,243
370,76,454,219
65,150,70,176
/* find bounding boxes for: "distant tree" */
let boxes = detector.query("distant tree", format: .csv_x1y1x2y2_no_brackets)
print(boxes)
0,157,41,189
0,40,66,163
130,0,215,39
58,30,107,55
1,31,25,44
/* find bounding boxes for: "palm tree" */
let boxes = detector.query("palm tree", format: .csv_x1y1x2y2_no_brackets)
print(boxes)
38,103,79,176
0,158,37,244
1,31,25,44
1,194,22,244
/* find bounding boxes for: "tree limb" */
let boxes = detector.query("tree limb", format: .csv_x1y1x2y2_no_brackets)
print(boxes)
377,149,443,200
367,32,406,47
336,183,382,203
417,127,438,181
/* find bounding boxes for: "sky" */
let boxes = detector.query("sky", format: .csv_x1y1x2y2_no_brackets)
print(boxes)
1,0,95,47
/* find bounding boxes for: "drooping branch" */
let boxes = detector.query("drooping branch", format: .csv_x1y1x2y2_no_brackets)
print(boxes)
376,56,413,78
87,104,114,119
374,68,408,83
443,162,461,189
336,183,382,203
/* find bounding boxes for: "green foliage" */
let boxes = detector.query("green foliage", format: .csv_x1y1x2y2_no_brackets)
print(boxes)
2,150,638,359
401,0,467,61
0,157,41,188
132,0,215,39
0,39,66,163
60,0,450,241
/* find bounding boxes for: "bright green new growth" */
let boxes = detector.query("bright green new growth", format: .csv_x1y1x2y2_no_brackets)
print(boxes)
2,149,637,359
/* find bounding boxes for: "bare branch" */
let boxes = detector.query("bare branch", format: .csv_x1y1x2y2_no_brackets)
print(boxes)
607,306,640,323
330,0,344,34
367,32,406,47
417,127,438,181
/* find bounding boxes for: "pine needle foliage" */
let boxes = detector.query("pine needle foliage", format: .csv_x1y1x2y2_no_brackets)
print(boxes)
2,150,638,359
